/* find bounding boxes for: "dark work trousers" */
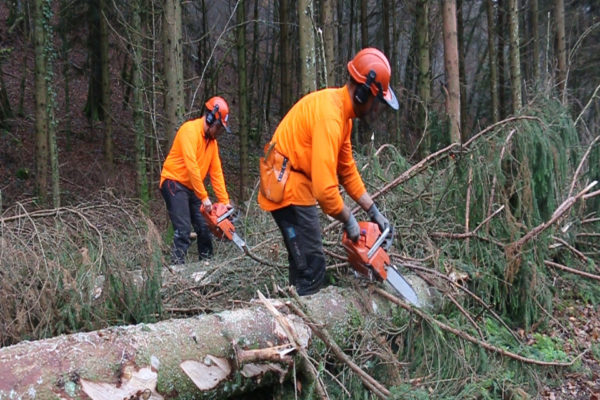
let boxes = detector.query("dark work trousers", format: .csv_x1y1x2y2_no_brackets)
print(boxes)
271,205,326,296
160,179,213,264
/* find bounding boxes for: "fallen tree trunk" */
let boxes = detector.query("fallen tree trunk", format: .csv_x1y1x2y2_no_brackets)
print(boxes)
0,286,391,399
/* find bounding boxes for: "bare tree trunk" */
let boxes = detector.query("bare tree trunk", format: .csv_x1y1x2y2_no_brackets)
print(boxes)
163,0,184,148
442,0,461,144
33,0,48,204
132,0,149,206
237,0,249,202
508,0,522,112
298,0,317,95
530,0,540,84
554,0,567,103
0,287,388,399
279,0,293,113
457,0,469,141
0,61,13,129
381,0,390,56
486,0,500,123
321,0,336,87
360,0,368,46
416,0,431,156
84,0,103,122
497,0,507,119
100,0,113,167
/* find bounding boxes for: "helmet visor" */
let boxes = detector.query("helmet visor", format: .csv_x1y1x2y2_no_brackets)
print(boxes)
382,86,399,110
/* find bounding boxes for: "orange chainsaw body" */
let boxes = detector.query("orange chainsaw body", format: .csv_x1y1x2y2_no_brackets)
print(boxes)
342,221,390,281
201,203,235,241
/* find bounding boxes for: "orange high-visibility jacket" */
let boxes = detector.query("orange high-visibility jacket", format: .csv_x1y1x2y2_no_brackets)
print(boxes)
160,117,229,203
258,86,366,216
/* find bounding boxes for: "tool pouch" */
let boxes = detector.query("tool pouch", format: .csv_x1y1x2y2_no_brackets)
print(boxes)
259,142,290,203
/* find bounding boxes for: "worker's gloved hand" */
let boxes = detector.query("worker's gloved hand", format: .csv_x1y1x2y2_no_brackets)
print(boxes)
344,213,360,242
202,198,213,214
368,203,394,250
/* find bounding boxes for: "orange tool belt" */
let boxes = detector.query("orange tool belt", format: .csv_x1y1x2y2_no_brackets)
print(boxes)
259,142,290,203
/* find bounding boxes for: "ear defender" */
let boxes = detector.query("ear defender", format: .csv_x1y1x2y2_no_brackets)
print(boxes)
206,104,220,126
353,69,377,104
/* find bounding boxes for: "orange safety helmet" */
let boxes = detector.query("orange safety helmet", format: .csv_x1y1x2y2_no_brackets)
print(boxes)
205,96,231,133
347,48,399,110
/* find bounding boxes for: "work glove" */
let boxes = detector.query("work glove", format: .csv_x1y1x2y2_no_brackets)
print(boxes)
344,213,360,242
202,198,213,214
367,203,394,250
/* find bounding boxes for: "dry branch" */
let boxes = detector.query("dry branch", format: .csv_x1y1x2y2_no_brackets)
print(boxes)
505,181,598,282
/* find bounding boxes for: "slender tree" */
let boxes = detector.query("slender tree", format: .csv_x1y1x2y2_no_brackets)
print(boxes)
416,0,431,155
279,0,293,113
0,59,13,129
298,0,317,95
236,0,249,202
486,0,500,123
163,0,184,147
381,0,390,57
497,0,507,118
84,0,103,122
530,0,540,84
508,0,522,112
321,0,336,87
442,0,461,143
457,0,469,141
132,0,149,206
360,0,368,47
100,0,113,167
554,0,567,102
33,0,49,204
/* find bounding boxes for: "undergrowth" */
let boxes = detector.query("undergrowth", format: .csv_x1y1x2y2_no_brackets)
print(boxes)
0,97,598,398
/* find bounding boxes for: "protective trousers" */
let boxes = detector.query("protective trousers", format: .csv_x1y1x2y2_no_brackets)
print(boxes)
160,179,213,264
271,205,325,296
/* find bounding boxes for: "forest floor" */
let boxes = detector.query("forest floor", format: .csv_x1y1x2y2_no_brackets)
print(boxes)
1,5,599,398
539,302,600,399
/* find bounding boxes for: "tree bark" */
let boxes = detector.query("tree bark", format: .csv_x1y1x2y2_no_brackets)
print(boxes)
457,0,469,141
132,0,149,205
497,0,507,119
530,0,540,84
33,0,48,204
507,0,522,112
416,0,431,156
554,0,567,103
100,0,113,167
279,0,293,113
321,0,336,87
486,0,500,123
84,0,103,122
360,0,368,47
442,0,461,144
0,287,390,399
298,0,317,95
236,0,249,202
163,0,184,148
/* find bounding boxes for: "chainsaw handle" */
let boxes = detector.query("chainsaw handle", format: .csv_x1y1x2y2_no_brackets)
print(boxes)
367,226,390,260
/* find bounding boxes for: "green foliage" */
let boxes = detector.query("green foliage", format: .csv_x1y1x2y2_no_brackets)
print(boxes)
526,333,568,362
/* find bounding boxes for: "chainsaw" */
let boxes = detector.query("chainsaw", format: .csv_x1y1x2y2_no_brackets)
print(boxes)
342,221,421,307
201,203,247,253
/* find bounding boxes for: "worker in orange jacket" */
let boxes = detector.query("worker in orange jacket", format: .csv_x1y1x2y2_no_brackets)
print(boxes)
160,96,232,264
258,48,398,296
